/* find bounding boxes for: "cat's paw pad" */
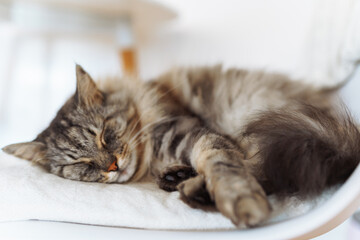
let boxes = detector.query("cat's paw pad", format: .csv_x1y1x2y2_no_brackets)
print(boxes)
216,188,271,228
177,175,215,211
158,165,197,192
234,194,270,227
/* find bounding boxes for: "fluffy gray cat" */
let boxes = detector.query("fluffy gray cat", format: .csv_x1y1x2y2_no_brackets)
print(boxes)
3,65,360,227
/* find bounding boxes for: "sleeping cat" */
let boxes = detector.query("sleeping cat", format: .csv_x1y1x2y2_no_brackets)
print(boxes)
3,65,360,227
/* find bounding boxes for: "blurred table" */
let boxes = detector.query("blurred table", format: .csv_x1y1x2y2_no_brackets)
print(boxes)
0,0,176,75
0,0,176,125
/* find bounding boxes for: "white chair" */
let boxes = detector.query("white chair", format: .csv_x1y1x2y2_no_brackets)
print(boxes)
0,1,359,239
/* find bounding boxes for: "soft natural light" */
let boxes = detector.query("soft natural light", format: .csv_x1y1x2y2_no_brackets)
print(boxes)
0,0,360,239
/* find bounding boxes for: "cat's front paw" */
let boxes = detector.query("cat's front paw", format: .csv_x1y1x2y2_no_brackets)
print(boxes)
213,176,271,228
157,165,197,192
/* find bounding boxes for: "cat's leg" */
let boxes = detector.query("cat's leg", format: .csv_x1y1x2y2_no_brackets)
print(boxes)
150,116,201,192
183,132,271,227
151,117,271,227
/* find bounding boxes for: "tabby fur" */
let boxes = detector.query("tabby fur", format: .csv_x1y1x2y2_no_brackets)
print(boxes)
3,65,360,227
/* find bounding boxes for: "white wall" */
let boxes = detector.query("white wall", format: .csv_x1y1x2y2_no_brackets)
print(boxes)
0,24,120,146
140,0,360,87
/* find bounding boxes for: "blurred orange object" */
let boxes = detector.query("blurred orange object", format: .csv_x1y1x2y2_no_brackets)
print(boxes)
120,47,137,76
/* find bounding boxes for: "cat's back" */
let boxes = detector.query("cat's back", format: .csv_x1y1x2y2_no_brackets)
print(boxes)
155,66,336,138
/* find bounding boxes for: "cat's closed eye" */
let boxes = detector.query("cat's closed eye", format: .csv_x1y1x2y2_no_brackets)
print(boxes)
101,125,124,151
87,129,97,136
62,161,98,181
101,128,113,148
66,153,77,160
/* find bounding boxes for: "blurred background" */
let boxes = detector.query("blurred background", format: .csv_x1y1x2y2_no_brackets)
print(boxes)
0,0,360,239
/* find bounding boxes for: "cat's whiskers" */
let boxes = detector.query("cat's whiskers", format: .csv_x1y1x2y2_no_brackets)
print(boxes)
128,116,176,145
128,135,148,150
126,88,160,138
127,116,180,150
127,115,167,145
126,117,143,142
126,108,154,139
126,80,185,138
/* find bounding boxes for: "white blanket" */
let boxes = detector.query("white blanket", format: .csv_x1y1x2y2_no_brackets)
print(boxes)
0,152,335,230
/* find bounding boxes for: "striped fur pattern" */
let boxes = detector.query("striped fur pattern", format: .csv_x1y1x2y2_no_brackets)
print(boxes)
3,65,360,227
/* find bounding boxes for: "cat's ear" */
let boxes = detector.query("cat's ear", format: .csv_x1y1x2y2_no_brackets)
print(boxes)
2,141,47,165
75,64,104,107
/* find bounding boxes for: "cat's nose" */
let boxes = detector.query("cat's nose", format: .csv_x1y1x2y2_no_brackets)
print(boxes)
107,160,118,172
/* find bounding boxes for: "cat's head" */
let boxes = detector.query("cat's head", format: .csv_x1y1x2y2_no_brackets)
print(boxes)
2,65,145,183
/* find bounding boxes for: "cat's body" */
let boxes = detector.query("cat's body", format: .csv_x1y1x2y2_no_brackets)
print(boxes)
4,65,360,227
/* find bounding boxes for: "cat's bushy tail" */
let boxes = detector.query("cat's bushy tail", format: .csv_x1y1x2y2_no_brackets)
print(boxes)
244,103,360,197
